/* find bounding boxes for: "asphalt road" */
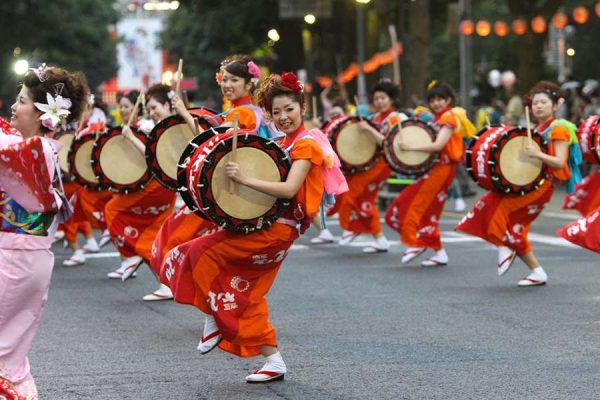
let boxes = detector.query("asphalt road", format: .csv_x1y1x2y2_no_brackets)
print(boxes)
32,192,600,400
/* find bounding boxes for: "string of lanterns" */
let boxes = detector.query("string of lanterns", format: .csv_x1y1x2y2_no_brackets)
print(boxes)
459,3,600,36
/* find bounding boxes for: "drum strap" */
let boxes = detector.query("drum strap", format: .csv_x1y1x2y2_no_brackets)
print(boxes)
276,217,298,228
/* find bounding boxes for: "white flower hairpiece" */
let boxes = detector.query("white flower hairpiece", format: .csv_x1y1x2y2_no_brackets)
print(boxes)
34,92,72,130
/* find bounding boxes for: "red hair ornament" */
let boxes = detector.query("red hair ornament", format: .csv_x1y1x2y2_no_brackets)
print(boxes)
280,72,304,93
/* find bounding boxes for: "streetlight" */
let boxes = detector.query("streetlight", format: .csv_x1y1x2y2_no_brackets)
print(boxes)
14,59,29,75
267,29,280,42
355,0,371,107
304,14,316,24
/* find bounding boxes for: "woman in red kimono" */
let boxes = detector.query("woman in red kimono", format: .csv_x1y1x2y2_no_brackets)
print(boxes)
385,81,463,267
148,55,269,301
104,87,177,280
456,81,572,286
314,79,406,253
157,72,327,383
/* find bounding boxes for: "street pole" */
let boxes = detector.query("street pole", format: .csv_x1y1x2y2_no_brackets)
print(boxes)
356,4,368,108
458,0,472,113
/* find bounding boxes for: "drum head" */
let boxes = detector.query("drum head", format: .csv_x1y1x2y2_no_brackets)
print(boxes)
212,147,280,219
392,125,432,166
336,123,377,166
100,135,147,185
498,136,544,186
74,141,99,184
156,123,196,180
57,132,75,173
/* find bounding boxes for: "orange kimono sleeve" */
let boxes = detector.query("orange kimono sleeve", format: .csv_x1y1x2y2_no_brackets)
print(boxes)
224,107,257,130
290,138,324,219
548,124,571,181
439,111,463,163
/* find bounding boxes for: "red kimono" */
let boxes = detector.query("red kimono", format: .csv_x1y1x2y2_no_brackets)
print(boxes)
156,127,324,357
557,206,600,253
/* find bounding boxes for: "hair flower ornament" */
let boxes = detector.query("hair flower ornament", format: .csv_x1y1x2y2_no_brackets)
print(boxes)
34,93,72,130
280,72,304,93
247,61,261,85
215,71,223,84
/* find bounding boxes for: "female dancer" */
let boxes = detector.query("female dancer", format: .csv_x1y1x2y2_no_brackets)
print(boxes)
148,55,269,301
104,87,177,280
157,72,329,383
456,81,572,286
0,65,88,399
383,81,462,266
313,79,405,252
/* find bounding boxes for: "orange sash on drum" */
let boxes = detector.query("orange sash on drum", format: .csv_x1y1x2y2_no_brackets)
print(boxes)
385,163,456,250
562,171,600,216
455,179,554,255
104,180,176,261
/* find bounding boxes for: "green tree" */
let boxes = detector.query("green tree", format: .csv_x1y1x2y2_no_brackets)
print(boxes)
0,0,118,109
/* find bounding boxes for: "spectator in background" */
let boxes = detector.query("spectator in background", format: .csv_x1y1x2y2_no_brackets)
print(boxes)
320,79,350,122
501,71,523,126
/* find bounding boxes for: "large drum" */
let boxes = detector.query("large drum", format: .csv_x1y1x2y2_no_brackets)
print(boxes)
383,118,437,177
54,128,76,176
465,125,548,195
91,126,152,194
146,107,223,191
68,132,104,190
178,126,291,234
323,115,380,174
577,116,600,164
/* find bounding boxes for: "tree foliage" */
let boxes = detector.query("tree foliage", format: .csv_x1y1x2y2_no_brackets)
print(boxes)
0,0,118,109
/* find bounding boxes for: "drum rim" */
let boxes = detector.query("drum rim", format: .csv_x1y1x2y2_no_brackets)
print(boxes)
176,126,228,219
55,130,76,175
328,115,381,174
68,133,104,190
198,133,291,234
383,119,438,177
91,126,153,194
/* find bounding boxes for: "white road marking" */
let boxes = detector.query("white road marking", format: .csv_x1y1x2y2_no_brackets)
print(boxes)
542,211,580,221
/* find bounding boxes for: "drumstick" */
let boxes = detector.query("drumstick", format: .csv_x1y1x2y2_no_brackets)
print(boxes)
194,118,201,136
525,105,532,145
312,96,318,120
175,58,183,98
485,115,491,127
126,92,144,128
354,95,363,121
228,113,240,194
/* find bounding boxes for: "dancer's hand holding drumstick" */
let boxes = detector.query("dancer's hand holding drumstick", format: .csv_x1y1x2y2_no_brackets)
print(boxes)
227,113,240,194
355,95,386,145
121,92,146,154
523,105,541,158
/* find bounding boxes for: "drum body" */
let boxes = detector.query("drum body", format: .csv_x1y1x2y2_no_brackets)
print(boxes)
577,116,600,164
465,125,548,195
68,133,103,190
54,129,76,176
146,108,224,191
323,115,380,174
178,127,291,234
91,126,152,194
383,118,437,177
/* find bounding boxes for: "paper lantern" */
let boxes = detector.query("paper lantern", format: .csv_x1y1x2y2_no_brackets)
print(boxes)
476,20,491,36
512,18,527,35
494,21,509,37
573,6,589,24
531,16,547,33
596,2,600,17
460,20,475,36
552,12,568,30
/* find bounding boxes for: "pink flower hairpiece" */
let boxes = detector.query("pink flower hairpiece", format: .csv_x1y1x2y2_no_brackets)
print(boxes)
215,71,223,84
30,63,49,82
280,72,304,93
247,61,261,84
34,93,72,131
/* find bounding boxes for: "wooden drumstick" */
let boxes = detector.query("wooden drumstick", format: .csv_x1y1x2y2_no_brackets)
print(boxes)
126,92,144,128
76,101,91,133
525,105,532,145
312,96,318,120
175,58,183,99
194,118,201,136
354,95,363,121
485,115,491,127
228,113,239,194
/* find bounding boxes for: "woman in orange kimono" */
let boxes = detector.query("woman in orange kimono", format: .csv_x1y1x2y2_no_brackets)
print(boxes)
157,72,326,383
456,81,571,286
313,79,406,253
104,88,177,280
384,81,463,267
148,55,270,301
